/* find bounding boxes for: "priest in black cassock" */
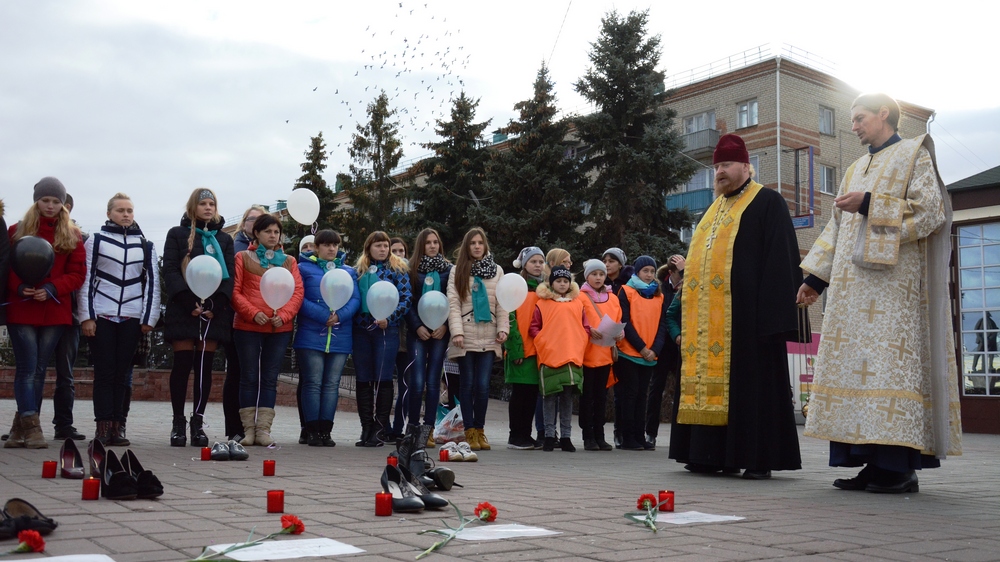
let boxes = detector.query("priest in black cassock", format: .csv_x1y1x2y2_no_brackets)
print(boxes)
667,134,802,479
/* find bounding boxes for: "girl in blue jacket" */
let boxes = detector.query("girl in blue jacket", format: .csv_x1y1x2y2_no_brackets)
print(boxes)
293,230,360,446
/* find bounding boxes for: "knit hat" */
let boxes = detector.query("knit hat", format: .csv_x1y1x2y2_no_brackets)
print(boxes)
64,193,74,211
33,177,67,203
602,247,626,266
633,255,656,273
583,259,606,279
713,134,749,164
299,235,315,253
513,246,544,269
549,265,572,285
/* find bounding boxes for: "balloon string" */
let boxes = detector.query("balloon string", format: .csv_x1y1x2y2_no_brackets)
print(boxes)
311,222,318,235
44,287,61,304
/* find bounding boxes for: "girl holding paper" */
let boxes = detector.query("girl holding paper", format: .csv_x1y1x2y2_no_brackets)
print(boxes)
579,259,623,451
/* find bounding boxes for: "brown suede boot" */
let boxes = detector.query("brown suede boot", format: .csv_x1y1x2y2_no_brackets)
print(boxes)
3,413,23,449
254,408,275,447
464,428,481,451
21,413,48,449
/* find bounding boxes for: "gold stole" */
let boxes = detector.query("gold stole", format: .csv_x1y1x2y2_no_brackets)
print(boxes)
677,181,762,426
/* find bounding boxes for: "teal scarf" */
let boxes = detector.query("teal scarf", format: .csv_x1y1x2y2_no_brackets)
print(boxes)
255,244,286,270
358,265,378,315
195,227,229,279
471,276,492,322
311,254,342,272
424,270,441,293
627,275,659,298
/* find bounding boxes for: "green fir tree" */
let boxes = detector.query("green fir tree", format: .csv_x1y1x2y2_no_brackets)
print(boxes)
573,9,697,261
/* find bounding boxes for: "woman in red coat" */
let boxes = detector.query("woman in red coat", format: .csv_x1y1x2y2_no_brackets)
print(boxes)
4,177,85,449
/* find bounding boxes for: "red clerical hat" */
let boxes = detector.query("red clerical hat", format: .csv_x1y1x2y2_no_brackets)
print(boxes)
713,134,749,164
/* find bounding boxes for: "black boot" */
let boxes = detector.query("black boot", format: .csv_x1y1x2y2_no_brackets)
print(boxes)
367,383,393,447
170,416,187,447
582,428,599,451
190,415,208,448
319,420,336,447
355,383,374,447
305,421,323,447
594,427,613,451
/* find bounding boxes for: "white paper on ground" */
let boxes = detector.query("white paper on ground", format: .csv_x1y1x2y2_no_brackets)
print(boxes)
594,314,626,347
452,523,561,541
45,554,115,562
655,511,745,524
208,538,364,560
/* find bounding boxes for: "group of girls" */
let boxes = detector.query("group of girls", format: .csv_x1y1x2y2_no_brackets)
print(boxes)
503,246,673,452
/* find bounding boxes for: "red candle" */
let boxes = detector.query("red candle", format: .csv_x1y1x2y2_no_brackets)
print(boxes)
375,492,392,516
387,455,398,467
439,448,449,462
263,460,276,476
41,461,57,478
658,490,675,512
201,447,211,461
266,490,284,513
82,477,100,500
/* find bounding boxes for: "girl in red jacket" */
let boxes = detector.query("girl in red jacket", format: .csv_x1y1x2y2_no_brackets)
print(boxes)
4,177,85,449
232,213,304,446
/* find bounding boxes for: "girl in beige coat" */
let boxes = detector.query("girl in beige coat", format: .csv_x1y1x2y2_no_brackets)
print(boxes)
447,227,509,451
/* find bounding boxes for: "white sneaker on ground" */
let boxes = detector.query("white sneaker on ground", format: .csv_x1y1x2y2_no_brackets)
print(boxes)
456,441,478,462
441,442,463,462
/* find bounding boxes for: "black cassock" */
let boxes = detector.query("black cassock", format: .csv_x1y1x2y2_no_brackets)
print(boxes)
668,184,803,472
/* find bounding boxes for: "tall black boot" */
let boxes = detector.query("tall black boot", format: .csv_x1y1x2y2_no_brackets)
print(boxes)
190,414,209,447
355,382,374,447
367,382,393,447
170,415,187,447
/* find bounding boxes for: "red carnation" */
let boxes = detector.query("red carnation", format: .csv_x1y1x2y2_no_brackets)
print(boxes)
14,530,45,553
637,494,657,511
474,502,498,522
280,515,305,535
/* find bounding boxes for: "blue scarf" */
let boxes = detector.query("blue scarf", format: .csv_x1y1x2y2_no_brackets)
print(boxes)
195,227,229,279
471,276,492,322
255,244,286,270
424,271,441,293
626,275,659,298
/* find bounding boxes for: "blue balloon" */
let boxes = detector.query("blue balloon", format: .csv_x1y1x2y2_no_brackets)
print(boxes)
418,291,449,330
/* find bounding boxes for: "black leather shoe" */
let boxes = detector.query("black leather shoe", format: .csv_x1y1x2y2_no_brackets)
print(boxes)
684,463,722,473
54,426,86,440
100,449,138,500
59,438,85,479
542,437,556,451
833,465,876,491
299,428,308,445
1,498,58,538
866,470,918,494
380,465,424,513
398,463,447,509
123,449,164,499
742,469,772,480
559,438,576,452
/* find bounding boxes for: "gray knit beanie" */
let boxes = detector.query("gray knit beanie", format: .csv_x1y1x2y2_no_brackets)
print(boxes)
602,247,626,266
583,259,607,279
33,177,67,203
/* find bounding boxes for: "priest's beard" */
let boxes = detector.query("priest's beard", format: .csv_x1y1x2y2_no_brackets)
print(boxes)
714,173,749,197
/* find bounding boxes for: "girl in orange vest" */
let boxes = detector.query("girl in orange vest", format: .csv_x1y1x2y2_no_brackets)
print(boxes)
529,265,593,452
615,255,670,451
503,246,545,450
579,259,623,451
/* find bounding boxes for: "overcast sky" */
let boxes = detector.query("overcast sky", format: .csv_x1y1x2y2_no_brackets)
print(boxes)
2,0,997,252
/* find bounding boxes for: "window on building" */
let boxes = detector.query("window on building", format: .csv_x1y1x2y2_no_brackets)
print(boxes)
684,167,712,192
749,155,761,184
737,99,758,128
819,106,835,135
684,111,716,134
958,222,1000,396
819,165,837,195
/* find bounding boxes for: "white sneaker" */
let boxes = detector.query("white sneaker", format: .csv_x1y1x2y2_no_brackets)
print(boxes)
457,441,478,462
441,442,463,462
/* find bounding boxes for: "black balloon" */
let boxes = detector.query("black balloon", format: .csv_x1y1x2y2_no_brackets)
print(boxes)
12,236,54,286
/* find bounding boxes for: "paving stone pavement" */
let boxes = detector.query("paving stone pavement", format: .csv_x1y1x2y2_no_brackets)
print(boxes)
1,398,998,561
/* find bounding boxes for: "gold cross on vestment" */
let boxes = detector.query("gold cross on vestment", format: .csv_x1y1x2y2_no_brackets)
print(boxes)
820,394,844,413
860,299,886,323
876,398,907,423
705,231,718,249
833,267,856,290
828,327,850,352
888,336,914,362
872,232,895,253
845,423,866,441
876,169,906,194
898,279,920,301
852,360,877,385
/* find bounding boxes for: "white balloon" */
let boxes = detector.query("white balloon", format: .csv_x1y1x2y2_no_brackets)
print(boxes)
417,291,449,330
495,273,528,312
260,267,295,310
286,189,320,225
185,255,223,301
320,268,354,311
366,280,399,321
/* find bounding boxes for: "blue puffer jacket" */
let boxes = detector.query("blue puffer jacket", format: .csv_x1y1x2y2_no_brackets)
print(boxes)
405,266,452,335
293,253,360,354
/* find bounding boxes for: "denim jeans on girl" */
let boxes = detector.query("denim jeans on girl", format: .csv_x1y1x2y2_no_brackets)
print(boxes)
352,325,399,383
457,350,495,430
297,349,348,423
8,324,66,416
406,332,448,426
235,329,293,409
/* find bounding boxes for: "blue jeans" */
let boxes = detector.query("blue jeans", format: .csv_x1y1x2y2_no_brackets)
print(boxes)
47,325,79,430
235,329,292,409
457,351,495,430
297,348,348,424
407,332,447,426
352,326,398,383
8,324,66,416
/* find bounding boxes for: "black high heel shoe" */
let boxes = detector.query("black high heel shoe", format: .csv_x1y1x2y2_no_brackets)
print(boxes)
122,449,164,499
380,465,424,513
397,463,448,509
426,467,462,491
60,438,85,479
88,438,106,479
99,449,137,500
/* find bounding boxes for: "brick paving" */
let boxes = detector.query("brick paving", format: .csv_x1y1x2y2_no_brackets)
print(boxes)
0,397,998,561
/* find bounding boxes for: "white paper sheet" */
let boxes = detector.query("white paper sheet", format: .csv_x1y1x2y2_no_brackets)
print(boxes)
594,314,626,347
451,524,560,541
207,538,364,561
654,511,745,525
45,556,117,562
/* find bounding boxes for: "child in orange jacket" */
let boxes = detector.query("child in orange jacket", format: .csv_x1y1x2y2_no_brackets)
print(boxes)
579,259,624,451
